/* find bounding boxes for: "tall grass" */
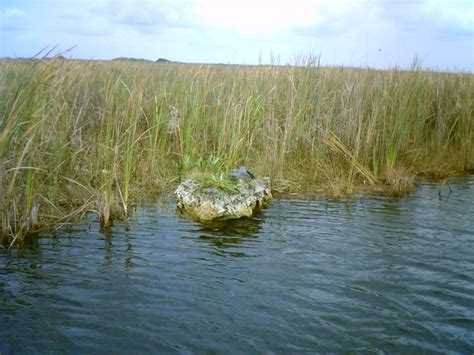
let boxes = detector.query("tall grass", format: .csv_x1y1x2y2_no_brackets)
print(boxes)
0,58,472,245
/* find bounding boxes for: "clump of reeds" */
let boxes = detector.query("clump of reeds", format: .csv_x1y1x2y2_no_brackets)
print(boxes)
0,56,472,245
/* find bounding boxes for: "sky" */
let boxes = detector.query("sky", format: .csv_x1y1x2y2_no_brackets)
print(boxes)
1,0,473,71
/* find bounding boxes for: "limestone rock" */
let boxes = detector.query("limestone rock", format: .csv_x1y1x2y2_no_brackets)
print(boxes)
175,177,272,222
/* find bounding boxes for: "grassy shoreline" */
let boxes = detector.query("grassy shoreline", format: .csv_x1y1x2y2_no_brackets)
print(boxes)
1,58,472,245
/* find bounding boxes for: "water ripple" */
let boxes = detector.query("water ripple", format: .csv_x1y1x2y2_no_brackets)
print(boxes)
1,177,473,353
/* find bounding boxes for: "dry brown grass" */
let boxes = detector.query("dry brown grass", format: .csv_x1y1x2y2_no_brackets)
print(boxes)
1,58,472,245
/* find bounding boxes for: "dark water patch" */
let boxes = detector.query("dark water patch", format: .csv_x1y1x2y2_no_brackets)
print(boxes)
1,177,473,352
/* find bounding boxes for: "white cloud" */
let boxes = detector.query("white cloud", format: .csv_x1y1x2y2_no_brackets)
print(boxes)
0,0,472,70
428,1,474,39
193,0,320,35
3,7,25,17
96,0,194,31
1,6,27,32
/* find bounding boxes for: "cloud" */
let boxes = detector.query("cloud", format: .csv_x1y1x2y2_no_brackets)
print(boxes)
95,0,195,34
428,1,474,41
377,0,473,39
1,6,27,31
0,0,472,69
193,0,320,36
3,7,25,17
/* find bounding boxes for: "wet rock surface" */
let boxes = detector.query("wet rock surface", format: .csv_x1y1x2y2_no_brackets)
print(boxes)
175,174,272,222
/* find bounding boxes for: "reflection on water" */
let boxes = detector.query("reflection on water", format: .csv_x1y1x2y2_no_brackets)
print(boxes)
194,217,263,257
1,177,474,353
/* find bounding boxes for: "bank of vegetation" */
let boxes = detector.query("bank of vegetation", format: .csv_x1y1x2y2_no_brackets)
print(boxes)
1,57,472,245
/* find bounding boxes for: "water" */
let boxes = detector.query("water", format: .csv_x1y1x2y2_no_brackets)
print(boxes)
1,178,473,353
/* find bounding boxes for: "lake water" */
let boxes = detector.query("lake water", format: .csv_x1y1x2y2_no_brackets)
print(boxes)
1,178,473,353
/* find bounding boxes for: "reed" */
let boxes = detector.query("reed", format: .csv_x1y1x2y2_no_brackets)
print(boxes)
0,57,472,245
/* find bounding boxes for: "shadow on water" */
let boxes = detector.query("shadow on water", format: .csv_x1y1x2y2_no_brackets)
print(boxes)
192,216,263,257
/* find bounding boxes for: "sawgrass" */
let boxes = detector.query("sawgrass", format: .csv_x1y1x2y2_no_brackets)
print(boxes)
1,57,472,245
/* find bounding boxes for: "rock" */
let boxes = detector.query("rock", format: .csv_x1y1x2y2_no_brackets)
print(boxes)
175,177,272,222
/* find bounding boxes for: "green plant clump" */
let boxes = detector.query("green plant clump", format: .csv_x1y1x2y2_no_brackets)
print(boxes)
195,173,240,194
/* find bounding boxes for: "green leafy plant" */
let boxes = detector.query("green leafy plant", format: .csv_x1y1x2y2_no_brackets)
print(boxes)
196,172,239,194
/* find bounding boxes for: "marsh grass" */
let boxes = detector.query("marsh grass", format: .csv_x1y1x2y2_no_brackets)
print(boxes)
1,57,472,245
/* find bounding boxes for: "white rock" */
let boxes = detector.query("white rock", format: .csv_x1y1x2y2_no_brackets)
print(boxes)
175,177,272,222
